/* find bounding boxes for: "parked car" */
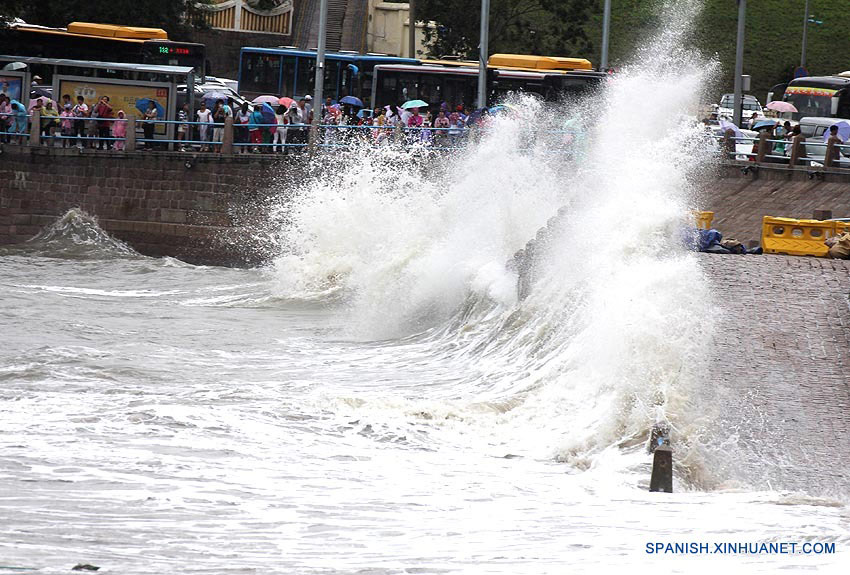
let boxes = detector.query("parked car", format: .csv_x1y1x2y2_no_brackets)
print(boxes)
717,93,764,123
176,82,249,115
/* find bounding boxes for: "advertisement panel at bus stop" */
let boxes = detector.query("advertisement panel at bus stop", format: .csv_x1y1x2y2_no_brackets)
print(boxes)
58,79,170,135
0,75,24,101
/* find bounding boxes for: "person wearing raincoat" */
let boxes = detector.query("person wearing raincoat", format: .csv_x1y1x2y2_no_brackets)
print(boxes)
10,99,27,143
112,110,127,151
40,100,59,143
249,105,264,153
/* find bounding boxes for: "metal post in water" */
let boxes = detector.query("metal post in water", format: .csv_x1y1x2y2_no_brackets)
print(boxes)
408,0,416,59
801,0,809,68
733,0,746,127
477,0,490,109
309,0,328,154
648,422,672,493
601,0,612,71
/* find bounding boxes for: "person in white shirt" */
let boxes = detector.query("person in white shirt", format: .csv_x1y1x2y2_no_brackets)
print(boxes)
273,105,287,153
196,101,213,152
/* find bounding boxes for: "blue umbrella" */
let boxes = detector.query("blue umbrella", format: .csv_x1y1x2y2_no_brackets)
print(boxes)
202,91,230,108
259,102,276,124
823,121,850,143
340,95,364,108
752,119,777,131
135,98,164,118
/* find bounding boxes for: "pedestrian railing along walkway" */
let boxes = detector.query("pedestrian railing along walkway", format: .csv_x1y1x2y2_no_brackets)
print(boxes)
1,110,493,155
716,130,850,169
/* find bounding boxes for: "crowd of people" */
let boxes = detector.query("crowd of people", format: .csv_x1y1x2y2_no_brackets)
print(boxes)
184,95,483,154
0,90,487,153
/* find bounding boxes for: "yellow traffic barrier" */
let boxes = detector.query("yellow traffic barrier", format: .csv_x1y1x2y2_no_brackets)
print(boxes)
833,220,850,236
761,216,834,257
692,211,714,230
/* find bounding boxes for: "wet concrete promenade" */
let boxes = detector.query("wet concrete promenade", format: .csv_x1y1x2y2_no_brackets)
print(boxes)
701,253,850,495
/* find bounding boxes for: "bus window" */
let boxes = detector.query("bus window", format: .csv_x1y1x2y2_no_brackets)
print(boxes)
294,57,316,98
280,56,296,97
241,52,281,95
323,59,340,101
397,72,419,101
444,77,476,109
374,74,398,106
419,74,443,105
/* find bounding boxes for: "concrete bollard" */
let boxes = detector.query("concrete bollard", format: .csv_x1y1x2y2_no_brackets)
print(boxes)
29,110,40,146
789,133,805,167
824,136,839,168
221,116,234,155
648,422,672,493
649,446,673,493
756,130,770,163
813,210,832,221
125,117,136,152
724,128,736,158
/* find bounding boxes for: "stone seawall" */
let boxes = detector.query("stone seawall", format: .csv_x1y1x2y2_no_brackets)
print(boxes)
5,150,850,267
0,146,299,266
701,163,850,244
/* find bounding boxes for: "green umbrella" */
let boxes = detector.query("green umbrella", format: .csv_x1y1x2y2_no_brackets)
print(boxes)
402,99,428,109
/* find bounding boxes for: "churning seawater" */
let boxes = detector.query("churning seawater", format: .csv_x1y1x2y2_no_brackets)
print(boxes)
2,3,849,573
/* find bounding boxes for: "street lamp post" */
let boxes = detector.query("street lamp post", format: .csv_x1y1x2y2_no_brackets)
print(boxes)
801,0,809,68
733,0,746,127
601,0,611,71
309,0,328,153
477,0,490,109
409,0,416,58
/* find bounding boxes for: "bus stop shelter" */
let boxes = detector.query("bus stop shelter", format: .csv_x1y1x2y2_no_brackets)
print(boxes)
0,55,194,148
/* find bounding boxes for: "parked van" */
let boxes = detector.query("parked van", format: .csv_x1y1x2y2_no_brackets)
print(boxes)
794,116,850,166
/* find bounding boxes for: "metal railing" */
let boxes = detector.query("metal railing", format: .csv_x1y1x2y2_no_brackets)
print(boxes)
2,110,489,154
715,130,850,169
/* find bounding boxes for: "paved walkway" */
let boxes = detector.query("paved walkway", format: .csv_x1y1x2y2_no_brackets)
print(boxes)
701,253,850,495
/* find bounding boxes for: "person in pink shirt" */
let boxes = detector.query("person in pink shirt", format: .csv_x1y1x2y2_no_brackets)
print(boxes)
59,104,74,148
112,110,127,150
407,107,424,127
0,95,11,143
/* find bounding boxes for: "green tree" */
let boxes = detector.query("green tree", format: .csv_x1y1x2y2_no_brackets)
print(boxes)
416,0,595,59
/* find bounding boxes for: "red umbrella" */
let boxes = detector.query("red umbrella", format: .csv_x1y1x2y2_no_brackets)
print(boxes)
278,97,294,108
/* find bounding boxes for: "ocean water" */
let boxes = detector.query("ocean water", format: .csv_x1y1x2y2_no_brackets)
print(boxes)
2,2,849,573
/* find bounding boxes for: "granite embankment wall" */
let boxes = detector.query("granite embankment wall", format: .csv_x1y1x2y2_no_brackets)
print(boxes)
702,163,850,244
4,149,850,266
0,146,301,266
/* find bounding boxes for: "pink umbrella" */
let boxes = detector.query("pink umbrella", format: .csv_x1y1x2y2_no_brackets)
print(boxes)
766,100,798,113
252,95,281,105
28,96,56,110
278,97,294,108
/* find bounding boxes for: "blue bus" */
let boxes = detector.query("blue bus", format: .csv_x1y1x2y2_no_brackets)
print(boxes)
238,47,417,106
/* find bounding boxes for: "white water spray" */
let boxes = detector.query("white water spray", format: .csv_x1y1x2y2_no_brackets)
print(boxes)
271,0,726,485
